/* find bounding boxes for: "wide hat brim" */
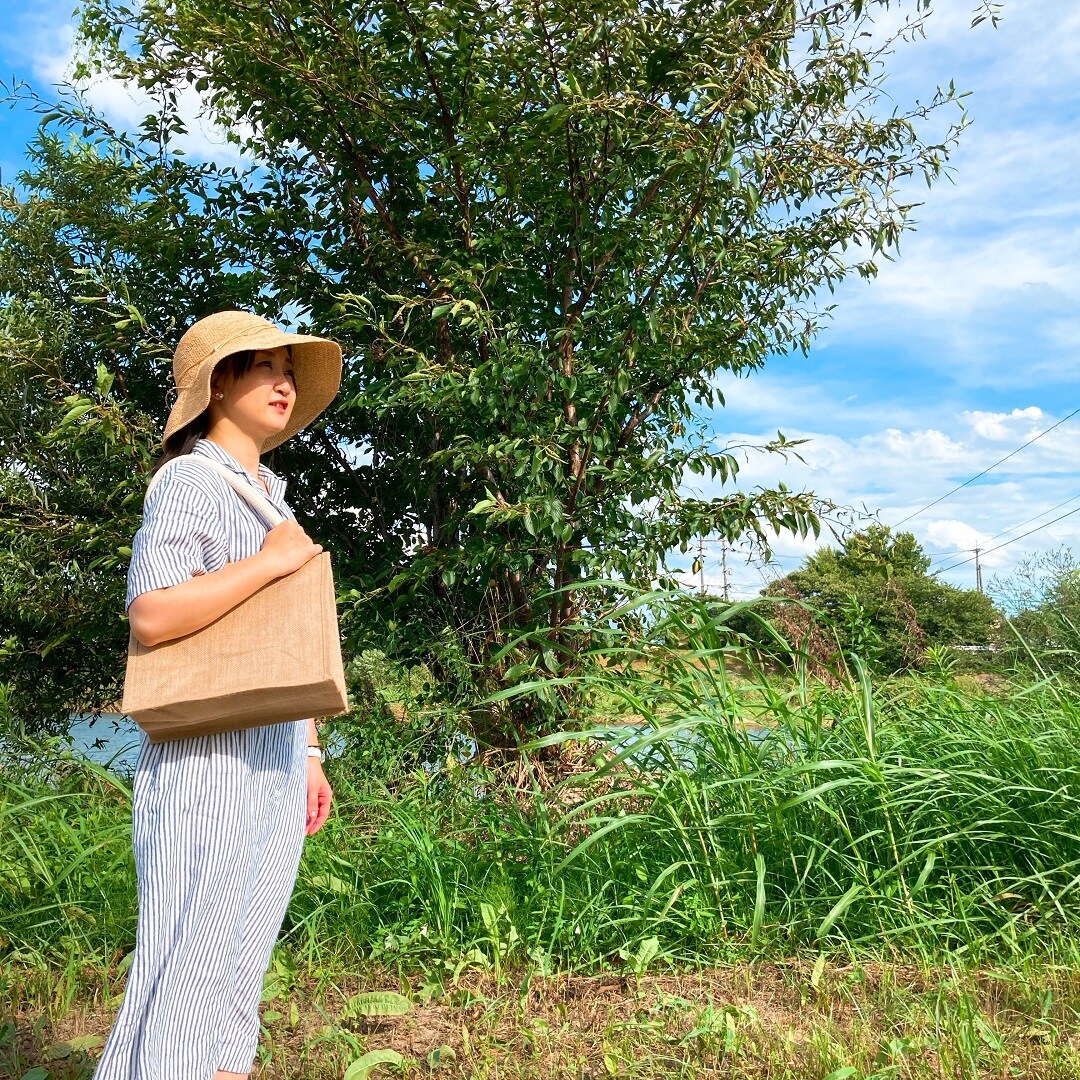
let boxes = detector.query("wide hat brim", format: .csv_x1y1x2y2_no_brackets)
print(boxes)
163,311,343,452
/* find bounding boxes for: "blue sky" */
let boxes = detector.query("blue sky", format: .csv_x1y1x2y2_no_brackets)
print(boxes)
2,1,1078,601
699,2,1080,598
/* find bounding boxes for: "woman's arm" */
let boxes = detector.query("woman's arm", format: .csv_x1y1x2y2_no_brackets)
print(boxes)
128,521,322,647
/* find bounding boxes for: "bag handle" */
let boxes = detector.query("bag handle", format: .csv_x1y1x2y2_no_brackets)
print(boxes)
146,455,287,529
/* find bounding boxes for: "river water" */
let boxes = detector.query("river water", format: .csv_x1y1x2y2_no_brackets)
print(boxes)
68,713,142,773
64,714,344,773
63,714,770,777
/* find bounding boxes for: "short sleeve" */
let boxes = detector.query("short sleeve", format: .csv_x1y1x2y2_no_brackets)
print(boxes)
125,467,229,610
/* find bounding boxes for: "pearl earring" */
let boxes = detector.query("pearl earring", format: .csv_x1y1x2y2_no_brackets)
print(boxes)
213,391,224,400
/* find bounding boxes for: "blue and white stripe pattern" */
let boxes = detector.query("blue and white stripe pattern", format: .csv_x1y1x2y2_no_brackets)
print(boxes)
96,439,308,1080
125,439,295,606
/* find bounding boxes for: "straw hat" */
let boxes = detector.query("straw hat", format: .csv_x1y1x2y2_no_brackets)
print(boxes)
164,310,343,451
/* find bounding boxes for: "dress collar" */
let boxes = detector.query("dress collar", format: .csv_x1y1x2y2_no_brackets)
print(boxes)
191,439,288,504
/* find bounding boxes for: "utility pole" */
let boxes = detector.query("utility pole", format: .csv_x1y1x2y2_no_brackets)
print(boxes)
721,541,731,602
974,546,983,594
698,535,706,596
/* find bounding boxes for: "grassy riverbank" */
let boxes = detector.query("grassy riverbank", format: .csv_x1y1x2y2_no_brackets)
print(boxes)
6,602,1080,1076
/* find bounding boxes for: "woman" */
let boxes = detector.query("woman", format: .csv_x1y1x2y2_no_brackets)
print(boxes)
96,310,343,1080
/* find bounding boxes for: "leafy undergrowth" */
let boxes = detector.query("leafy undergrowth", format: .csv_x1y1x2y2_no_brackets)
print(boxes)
6,961,1080,1079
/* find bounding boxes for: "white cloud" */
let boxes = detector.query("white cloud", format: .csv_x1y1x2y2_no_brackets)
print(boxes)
713,369,926,432
874,2,1080,111
964,407,1043,441
687,402,1080,595
923,519,1007,567
814,2,1080,386
879,426,966,463
865,233,1077,322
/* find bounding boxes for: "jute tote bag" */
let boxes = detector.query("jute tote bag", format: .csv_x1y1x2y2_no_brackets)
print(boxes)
122,458,348,742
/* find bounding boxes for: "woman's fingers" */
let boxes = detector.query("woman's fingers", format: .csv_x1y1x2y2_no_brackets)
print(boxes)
305,763,333,836
261,521,323,577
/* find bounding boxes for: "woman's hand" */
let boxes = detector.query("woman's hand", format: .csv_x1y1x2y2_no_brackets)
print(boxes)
306,759,333,836
260,521,323,579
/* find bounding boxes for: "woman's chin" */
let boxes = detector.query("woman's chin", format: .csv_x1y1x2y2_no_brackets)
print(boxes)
261,409,292,438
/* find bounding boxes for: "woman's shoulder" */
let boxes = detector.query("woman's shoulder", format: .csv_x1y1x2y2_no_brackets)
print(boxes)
145,456,235,515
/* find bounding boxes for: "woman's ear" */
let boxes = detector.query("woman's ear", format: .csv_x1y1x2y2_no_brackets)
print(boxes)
209,372,228,401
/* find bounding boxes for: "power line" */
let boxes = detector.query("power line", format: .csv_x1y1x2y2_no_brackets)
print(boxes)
937,501,1080,574
929,544,1011,566
925,549,970,560
984,491,1080,543
893,407,1080,527
935,492,1080,573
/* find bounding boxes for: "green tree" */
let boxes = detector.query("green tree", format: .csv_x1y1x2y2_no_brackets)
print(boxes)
755,526,996,673
3,0,972,738
990,547,1080,674
0,128,254,731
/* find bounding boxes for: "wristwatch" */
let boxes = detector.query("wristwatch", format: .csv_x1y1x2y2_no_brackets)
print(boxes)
306,745,325,763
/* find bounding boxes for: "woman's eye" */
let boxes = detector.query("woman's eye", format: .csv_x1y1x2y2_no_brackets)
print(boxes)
285,370,296,381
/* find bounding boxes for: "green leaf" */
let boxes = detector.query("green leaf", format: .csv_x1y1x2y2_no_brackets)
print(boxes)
343,991,413,1018
309,872,352,895
61,403,95,425
630,935,659,975
751,854,766,943
426,1044,457,1068
343,1049,406,1079
45,1036,95,1059
95,362,115,397
68,1035,104,1052
816,883,864,941
261,973,283,1002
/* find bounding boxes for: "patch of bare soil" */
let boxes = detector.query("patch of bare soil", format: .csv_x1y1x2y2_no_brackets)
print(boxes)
9,962,1080,1079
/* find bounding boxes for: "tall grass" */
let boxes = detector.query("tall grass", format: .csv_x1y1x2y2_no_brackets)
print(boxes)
6,591,1080,988
529,622,1080,961
0,739,134,1006
288,592,1080,969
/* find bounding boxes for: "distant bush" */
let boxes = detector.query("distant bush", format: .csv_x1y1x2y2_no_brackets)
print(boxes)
991,547,1080,680
721,526,997,676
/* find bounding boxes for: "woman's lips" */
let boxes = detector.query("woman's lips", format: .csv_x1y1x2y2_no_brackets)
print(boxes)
270,401,289,413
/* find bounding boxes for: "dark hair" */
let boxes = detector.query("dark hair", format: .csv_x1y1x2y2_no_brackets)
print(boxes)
151,350,257,476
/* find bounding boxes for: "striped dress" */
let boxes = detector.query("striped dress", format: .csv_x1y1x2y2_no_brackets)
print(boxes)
95,438,308,1080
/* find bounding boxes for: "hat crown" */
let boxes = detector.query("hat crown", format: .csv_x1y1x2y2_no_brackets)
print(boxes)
173,310,277,385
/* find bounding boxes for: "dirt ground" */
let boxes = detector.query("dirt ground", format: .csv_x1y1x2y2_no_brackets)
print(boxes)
7,961,1080,1079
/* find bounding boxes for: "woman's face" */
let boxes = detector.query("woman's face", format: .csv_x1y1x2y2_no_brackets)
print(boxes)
211,347,296,444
